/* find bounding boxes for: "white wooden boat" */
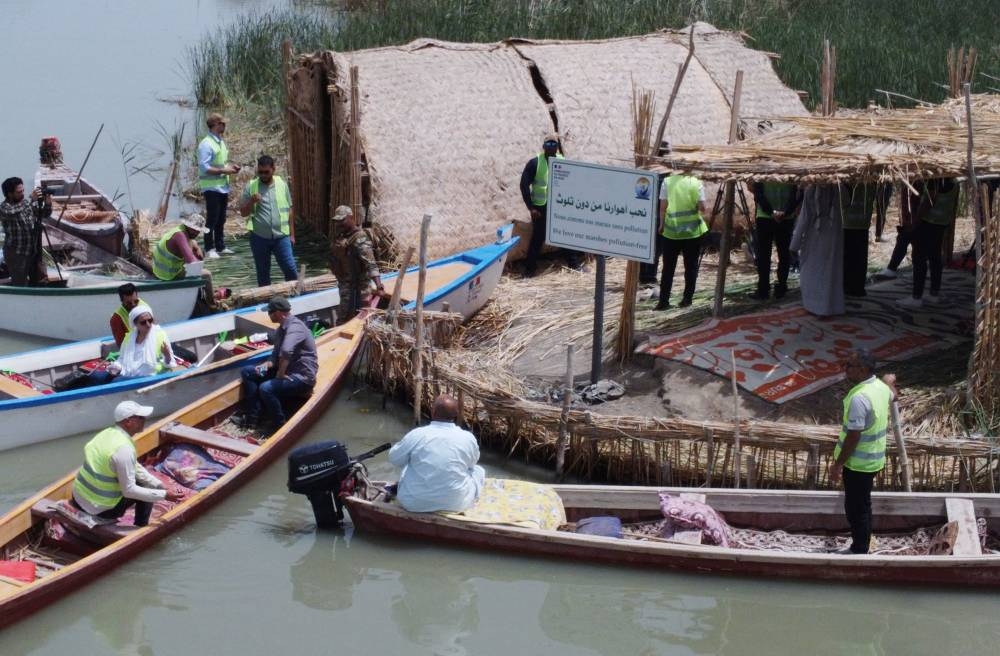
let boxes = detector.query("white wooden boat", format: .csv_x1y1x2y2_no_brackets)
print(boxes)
342,483,1000,588
0,231,517,451
0,289,339,452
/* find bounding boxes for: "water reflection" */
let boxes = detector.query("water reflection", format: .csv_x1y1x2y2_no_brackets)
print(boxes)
290,531,365,612
389,568,480,656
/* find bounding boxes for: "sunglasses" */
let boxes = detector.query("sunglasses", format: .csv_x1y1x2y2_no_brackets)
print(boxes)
136,318,154,326
543,141,558,147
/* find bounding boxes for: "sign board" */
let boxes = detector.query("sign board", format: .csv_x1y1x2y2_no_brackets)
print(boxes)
546,159,658,263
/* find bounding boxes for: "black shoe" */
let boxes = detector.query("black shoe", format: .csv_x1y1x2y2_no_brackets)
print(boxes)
231,413,257,429
774,283,788,299
654,300,672,311
748,290,769,301
678,296,693,308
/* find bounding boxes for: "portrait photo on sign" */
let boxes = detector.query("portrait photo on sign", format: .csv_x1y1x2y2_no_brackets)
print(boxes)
634,176,652,200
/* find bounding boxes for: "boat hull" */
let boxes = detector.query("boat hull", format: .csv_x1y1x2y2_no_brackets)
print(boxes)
343,485,1000,588
0,277,203,341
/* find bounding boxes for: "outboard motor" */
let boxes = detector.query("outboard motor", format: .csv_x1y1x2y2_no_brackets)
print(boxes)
287,441,390,529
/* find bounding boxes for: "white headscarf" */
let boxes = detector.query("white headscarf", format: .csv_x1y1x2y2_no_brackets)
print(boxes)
118,304,173,378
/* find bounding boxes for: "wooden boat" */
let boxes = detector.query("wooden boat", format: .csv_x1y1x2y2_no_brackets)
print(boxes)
0,231,517,451
35,141,129,256
342,483,1000,587
0,233,516,628
0,289,339,452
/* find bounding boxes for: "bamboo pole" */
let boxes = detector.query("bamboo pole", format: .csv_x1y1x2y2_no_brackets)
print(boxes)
964,83,987,411
652,28,695,151
555,343,575,480
282,39,295,197
349,66,362,222
387,246,415,329
712,70,743,318
731,348,741,488
412,214,431,425
890,400,912,492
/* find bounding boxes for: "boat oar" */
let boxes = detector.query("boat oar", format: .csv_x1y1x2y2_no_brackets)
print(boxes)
890,400,912,492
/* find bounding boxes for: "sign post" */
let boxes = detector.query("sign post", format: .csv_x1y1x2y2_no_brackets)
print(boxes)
546,159,657,382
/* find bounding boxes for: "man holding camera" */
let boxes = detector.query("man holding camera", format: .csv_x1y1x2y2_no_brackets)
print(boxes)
1,176,50,286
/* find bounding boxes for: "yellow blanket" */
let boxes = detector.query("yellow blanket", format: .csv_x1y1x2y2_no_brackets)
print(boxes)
439,478,566,530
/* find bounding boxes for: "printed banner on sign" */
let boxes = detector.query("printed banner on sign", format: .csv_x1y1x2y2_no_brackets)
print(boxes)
546,159,657,263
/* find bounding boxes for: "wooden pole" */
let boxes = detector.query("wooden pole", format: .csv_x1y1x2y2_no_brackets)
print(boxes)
964,83,987,410
652,28,695,151
712,70,743,318
349,66,362,221
282,39,295,194
890,401,912,492
730,348,741,488
387,246,415,328
412,214,431,426
555,343,575,480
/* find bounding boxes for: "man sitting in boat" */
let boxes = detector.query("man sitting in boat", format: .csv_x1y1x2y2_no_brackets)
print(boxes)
388,394,485,513
1,176,50,286
110,283,142,347
233,295,317,433
152,214,208,281
71,400,183,527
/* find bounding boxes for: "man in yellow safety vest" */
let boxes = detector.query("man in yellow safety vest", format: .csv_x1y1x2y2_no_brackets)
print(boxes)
71,401,183,526
238,154,298,287
828,348,897,554
151,214,207,281
197,113,241,259
655,174,708,310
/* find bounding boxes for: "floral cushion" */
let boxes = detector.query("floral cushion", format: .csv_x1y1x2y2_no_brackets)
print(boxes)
657,492,732,547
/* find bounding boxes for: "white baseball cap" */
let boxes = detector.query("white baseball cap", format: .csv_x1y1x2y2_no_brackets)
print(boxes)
114,400,154,423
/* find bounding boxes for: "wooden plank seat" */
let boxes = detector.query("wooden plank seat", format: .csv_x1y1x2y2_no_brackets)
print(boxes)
946,498,983,556
30,499,136,546
160,422,257,456
0,374,43,399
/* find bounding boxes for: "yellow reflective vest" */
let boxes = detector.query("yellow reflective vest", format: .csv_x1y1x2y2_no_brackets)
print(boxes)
73,426,133,511
662,176,708,240
152,226,185,281
834,377,892,473
245,175,292,236
530,152,564,206
198,135,229,190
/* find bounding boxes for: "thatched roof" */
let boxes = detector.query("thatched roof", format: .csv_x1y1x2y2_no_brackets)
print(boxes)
302,23,806,259
645,94,1000,184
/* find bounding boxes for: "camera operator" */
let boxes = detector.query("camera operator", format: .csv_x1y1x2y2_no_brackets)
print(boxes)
1,176,51,286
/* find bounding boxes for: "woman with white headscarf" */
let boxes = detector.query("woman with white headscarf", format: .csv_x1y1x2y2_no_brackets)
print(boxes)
111,304,177,378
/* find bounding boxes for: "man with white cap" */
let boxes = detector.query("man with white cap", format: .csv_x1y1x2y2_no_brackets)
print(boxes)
152,214,208,281
71,400,183,527
329,205,383,321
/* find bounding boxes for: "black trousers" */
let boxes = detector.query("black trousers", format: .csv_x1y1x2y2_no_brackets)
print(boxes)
658,235,701,303
639,234,664,283
203,190,229,252
74,495,154,527
842,467,876,554
911,219,948,298
842,229,869,296
887,226,911,271
524,205,547,275
754,216,794,293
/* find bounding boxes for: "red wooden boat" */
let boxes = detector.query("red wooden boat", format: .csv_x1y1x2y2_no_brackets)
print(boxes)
342,482,1000,587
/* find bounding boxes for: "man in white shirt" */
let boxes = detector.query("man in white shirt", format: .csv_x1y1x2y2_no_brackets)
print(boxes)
388,395,485,513
72,401,183,526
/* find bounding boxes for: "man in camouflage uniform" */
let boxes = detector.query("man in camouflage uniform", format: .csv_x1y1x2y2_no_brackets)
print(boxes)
329,205,383,321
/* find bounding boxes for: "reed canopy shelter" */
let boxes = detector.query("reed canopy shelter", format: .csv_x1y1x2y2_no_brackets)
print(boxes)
642,94,1000,414
284,22,806,260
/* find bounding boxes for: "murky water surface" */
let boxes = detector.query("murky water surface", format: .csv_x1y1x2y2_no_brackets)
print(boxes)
3,2,1000,654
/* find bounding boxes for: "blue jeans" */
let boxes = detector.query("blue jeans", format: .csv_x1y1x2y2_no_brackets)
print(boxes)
249,233,298,287
240,365,312,424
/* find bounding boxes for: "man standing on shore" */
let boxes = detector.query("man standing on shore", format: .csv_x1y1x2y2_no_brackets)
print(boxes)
238,155,298,287
828,348,896,554
197,113,241,259
329,205,383,321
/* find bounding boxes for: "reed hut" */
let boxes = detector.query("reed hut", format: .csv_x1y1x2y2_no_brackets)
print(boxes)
285,23,807,260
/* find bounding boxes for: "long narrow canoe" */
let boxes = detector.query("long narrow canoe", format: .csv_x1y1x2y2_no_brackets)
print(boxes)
342,483,1000,587
0,233,515,629
0,232,517,452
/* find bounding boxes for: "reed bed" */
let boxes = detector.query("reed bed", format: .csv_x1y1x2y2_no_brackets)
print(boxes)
365,308,1000,492
190,2,1000,118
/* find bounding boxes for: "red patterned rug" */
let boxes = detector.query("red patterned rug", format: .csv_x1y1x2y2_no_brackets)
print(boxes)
640,269,974,404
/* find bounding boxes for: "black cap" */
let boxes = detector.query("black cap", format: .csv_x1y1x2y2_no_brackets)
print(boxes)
266,296,292,312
